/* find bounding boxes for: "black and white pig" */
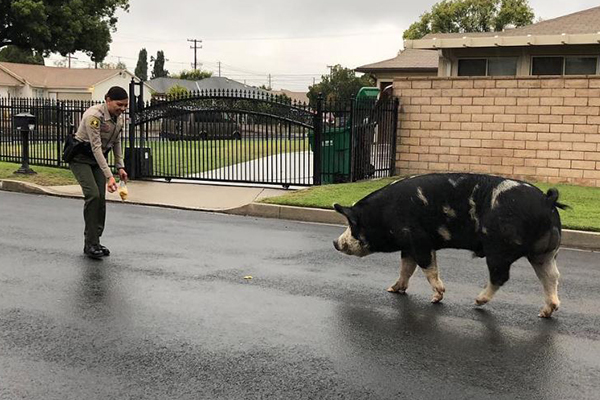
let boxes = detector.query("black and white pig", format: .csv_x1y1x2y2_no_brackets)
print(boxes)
332,173,567,318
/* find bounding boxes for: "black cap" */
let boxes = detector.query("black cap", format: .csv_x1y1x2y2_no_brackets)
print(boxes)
105,86,128,101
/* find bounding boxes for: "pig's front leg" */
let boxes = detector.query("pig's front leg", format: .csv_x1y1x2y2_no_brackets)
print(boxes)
387,254,417,294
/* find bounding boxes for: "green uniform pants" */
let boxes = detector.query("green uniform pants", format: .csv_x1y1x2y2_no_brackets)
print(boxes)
70,160,106,247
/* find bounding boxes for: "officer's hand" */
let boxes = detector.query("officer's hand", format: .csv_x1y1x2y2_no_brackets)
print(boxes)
107,176,118,193
118,168,128,183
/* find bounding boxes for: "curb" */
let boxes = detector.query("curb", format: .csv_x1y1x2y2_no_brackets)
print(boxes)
2,179,599,252
0,179,48,195
224,202,347,225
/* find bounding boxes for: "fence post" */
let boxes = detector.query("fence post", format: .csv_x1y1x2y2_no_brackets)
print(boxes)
313,93,323,185
349,96,356,182
128,78,137,180
56,100,62,166
137,81,145,149
390,98,399,176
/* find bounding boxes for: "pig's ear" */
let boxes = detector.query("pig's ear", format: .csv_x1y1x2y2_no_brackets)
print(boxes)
333,203,357,226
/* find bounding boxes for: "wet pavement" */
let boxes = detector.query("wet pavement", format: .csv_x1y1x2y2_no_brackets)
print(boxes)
1,191,600,400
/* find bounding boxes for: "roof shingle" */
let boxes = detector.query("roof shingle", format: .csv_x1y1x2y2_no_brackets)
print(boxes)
356,49,438,72
0,62,122,88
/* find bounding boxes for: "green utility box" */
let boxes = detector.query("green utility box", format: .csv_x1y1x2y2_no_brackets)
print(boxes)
309,87,380,184
308,126,351,184
356,87,380,100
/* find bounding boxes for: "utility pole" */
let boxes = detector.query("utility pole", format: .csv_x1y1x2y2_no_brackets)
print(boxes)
218,61,221,77
187,39,202,70
268,74,272,89
67,54,78,68
326,65,334,75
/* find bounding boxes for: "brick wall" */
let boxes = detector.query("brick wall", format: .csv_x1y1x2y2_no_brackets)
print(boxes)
393,76,600,187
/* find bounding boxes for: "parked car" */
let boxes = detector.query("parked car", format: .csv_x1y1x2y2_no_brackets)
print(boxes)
160,111,242,141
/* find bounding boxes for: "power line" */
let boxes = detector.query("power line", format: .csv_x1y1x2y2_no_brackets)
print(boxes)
112,29,401,43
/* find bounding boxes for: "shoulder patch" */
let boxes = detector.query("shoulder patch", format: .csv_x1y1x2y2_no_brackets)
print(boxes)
89,117,100,129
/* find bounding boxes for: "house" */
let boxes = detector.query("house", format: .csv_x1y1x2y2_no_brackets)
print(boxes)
270,89,309,104
0,62,151,101
405,6,600,78
148,76,269,97
389,6,600,187
356,49,439,90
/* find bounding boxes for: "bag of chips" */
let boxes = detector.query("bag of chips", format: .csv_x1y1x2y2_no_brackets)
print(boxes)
118,180,128,201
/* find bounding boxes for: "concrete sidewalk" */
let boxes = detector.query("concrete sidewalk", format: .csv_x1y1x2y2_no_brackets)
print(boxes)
1,178,599,251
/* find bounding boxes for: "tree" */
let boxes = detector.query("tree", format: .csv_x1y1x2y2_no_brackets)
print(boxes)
98,60,127,69
135,48,148,81
403,0,534,40
151,50,168,79
175,69,212,80
166,84,190,98
0,0,130,63
307,65,375,105
0,45,44,65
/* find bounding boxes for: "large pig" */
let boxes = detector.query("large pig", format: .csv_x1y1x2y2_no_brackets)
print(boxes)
333,173,567,318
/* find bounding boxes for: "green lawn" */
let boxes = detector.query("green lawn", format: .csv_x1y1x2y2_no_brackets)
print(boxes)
2,138,309,178
261,176,600,232
143,138,309,176
0,161,77,186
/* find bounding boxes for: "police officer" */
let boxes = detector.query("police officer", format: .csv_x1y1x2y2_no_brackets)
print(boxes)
70,86,128,259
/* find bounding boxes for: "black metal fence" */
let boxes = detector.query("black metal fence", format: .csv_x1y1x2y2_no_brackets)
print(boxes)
0,97,103,167
128,82,399,186
0,86,398,187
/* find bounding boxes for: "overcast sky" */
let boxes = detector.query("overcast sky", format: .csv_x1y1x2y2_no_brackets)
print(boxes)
45,0,600,92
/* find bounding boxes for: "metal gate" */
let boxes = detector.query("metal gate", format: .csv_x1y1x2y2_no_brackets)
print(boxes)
127,80,398,186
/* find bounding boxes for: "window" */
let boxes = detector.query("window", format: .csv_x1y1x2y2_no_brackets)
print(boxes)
488,57,518,76
565,57,597,75
532,56,598,76
458,59,486,76
458,58,517,76
33,89,46,98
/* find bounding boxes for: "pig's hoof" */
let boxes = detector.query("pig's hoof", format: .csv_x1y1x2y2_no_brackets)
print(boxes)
387,286,406,294
431,293,444,303
475,290,492,306
475,296,489,306
538,302,559,318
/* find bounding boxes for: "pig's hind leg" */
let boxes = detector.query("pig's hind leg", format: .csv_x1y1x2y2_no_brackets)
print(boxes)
420,251,446,303
529,251,560,318
476,252,516,306
387,253,417,294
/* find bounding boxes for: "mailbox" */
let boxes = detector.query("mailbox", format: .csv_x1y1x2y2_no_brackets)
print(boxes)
14,112,36,132
13,112,37,175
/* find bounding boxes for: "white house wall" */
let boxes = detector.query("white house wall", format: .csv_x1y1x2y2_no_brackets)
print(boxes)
93,74,152,102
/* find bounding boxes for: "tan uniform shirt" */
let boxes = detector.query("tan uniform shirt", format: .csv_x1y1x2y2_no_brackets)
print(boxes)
74,103,125,179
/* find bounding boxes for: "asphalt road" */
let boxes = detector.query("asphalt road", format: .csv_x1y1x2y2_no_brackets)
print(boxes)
1,191,600,400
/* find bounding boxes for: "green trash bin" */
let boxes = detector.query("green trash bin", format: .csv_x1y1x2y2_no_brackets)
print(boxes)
308,126,351,184
353,87,380,180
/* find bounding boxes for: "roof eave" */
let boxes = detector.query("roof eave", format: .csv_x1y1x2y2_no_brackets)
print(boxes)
355,67,438,73
405,32,600,49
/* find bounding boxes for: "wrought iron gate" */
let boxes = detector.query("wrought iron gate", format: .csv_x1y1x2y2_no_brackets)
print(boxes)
127,80,398,186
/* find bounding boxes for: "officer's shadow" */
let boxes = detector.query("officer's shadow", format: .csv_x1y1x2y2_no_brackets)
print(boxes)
73,259,122,319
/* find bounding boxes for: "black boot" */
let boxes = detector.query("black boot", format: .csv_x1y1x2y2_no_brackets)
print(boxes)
84,244,104,259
